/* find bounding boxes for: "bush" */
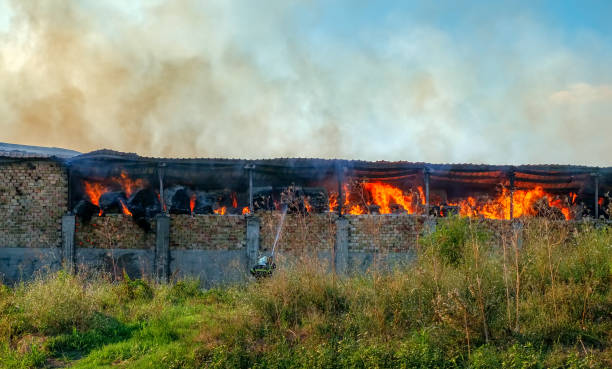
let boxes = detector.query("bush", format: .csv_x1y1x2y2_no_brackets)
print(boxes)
15,271,99,335
114,272,153,303
168,279,202,303
420,216,491,266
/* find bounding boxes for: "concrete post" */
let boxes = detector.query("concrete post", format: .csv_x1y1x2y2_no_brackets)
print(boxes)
424,168,430,215
334,217,349,275
512,221,523,250
594,174,599,219
246,216,260,267
61,215,76,273
424,216,437,235
155,215,170,283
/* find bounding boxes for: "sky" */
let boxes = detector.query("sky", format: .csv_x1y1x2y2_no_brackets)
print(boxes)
0,0,610,165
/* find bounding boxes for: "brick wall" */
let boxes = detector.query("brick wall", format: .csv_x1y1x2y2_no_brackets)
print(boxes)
259,212,336,253
75,215,156,249
0,160,67,248
170,215,246,250
347,214,426,252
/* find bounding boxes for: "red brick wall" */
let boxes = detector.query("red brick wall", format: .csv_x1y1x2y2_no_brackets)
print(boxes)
75,215,155,249
347,214,426,252
170,215,246,250
0,160,67,248
259,212,336,253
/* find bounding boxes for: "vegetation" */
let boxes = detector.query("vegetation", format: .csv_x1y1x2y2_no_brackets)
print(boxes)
1,217,611,368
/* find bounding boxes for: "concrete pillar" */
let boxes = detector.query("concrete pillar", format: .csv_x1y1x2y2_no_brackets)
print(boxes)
424,216,437,235
61,215,76,273
155,215,170,283
424,168,430,215
594,174,599,219
246,216,260,267
512,221,523,250
334,217,349,275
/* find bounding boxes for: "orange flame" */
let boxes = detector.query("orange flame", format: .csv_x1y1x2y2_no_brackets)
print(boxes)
119,199,132,216
417,186,426,205
156,191,167,213
214,206,226,215
343,184,350,206
569,192,577,204
189,193,196,214
450,186,572,220
349,204,365,215
242,206,250,215
82,171,146,216
362,182,417,214
328,193,338,212
83,182,105,207
304,197,312,213
117,172,144,198
231,192,238,208
598,197,604,206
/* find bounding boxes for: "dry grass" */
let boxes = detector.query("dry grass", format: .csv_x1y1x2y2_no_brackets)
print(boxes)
1,216,611,368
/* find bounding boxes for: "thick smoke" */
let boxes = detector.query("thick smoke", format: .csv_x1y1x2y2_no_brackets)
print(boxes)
0,0,610,164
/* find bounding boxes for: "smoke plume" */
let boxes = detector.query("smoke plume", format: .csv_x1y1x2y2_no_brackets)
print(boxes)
0,0,610,164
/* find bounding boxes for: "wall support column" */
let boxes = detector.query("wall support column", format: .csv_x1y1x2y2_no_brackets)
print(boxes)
424,168,430,215
155,215,170,283
334,217,349,275
61,215,76,274
246,216,260,268
593,174,600,220
336,164,345,216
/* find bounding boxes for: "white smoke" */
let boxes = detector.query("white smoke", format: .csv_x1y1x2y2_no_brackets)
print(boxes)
0,0,610,165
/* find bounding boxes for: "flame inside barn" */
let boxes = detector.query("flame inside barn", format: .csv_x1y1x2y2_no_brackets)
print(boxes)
69,150,612,227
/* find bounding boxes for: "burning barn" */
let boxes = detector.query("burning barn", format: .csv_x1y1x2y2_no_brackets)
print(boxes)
1,146,611,285
68,150,611,224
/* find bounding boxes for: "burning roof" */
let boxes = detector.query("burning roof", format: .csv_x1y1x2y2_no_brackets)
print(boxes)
62,149,612,225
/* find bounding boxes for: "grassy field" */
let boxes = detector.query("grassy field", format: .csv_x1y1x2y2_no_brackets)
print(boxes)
1,217,611,368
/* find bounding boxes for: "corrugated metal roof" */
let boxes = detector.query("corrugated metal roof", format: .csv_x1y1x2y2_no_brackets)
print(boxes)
0,150,56,159
67,149,608,174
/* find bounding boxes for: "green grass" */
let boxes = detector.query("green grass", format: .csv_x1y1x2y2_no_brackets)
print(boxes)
1,218,611,368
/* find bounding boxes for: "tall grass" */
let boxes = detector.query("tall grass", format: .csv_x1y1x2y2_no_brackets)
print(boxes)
1,217,611,368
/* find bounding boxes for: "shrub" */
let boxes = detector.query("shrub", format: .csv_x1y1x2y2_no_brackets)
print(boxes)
168,279,202,303
114,272,153,303
15,271,99,335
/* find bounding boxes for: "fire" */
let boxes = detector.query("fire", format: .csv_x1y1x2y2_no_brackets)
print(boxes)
417,186,426,205
214,206,227,215
83,182,105,207
231,192,238,208
343,184,350,206
599,197,604,206
156,191,167,213
189,193,196,214
119,199,132,216
333,182,422,215
349,204,365,215
362,182,417,214
304,197,312,213
242,206,250,215
82,171,146,216
328,193,338,212
451,186,573,220
117,172,144,198
570,192,577,204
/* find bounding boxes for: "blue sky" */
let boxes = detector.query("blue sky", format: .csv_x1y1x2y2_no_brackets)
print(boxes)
0,0,610,164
